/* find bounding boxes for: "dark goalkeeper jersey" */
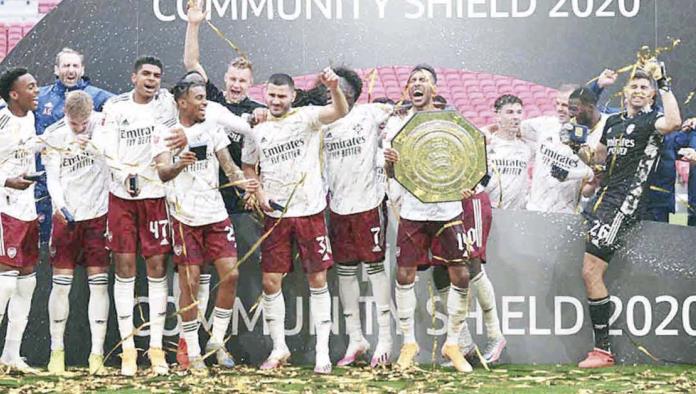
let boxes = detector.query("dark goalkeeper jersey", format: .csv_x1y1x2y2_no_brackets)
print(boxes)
597,109,664,213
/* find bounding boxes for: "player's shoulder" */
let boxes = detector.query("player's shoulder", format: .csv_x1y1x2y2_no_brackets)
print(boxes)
0,107,12,130
44,118,67,135
155,88,174,101
104,92,131,108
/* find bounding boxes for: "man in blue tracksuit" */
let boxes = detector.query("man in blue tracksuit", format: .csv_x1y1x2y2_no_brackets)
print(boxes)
34,48,114,243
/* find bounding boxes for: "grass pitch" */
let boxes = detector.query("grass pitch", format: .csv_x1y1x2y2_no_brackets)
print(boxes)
1,363,694,393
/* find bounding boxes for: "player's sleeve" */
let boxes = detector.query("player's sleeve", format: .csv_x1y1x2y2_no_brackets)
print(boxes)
369,103,393,126
42,139,67,210
209,101,252,138
241,133,259,165
520,118,540,146
206,81,226,104
212,127,231,153
151,124,172,160
303,106,324,132
600,118,612,146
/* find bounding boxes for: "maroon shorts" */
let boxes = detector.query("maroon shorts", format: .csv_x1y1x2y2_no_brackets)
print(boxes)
50,214,109,269
106,194,171,258
329,207,385,264
171,217,237,266
261,213,334,274
461,192,492,261
0,213,39,268
397,217,466,268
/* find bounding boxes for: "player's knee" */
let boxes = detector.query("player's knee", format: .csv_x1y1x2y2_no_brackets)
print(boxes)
396,267,416,285
262,275,282,294
219,268,239,287
307,270,327,288
447,264,470,288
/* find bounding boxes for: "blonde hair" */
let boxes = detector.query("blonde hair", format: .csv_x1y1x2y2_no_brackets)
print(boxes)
64,91,93,119
227,56,253,72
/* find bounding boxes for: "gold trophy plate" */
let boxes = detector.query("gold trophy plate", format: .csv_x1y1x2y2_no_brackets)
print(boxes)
392,110,487,203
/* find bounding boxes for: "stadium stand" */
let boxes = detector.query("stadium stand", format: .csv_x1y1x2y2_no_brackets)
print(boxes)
248,66,559,127
0,0,53,61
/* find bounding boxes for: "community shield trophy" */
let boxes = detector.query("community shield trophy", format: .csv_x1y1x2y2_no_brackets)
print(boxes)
391,110,487,203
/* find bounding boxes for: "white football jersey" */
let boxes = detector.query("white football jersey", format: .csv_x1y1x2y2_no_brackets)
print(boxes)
96,89,177,200
153,119,230,227
485,134,532,210
242,106,326,218
324,103,391,215
0,108,38,221
523,115,607,213
384,111,463,221
41,113,109,221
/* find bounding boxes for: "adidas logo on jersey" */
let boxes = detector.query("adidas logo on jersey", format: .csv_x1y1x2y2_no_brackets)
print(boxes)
261,137,268,143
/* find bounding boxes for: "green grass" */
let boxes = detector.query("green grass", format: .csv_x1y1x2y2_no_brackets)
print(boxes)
1,364,694,393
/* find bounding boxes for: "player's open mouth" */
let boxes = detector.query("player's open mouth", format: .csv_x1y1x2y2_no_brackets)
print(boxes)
412,90,424,98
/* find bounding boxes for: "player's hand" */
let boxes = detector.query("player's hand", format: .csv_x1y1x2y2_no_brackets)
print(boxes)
681,118,696,131
597,69,618,88
242,192,258,211
241,178,260,193
550,165,569,182
186,0,207,25
319,67,339,91
4,175,34,190
177,152,197,168
75,134,90,149
251,108,269,125
166,127,188,150
461,189,475,200
384,148,400,163
59,207,76,230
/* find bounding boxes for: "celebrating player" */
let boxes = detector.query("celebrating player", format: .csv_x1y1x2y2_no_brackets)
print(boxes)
321,67,394,367
42,91,110,375
242,69,349,374
485,94,533,210
154,78,258,375
95,56,185,376
577,67,681,368
0,68,41,372
383,64,473,373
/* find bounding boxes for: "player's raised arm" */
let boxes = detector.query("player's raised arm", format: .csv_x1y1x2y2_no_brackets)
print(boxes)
153,126,197,182
317,68,349,125
183,0,209,82
216,148,258,192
